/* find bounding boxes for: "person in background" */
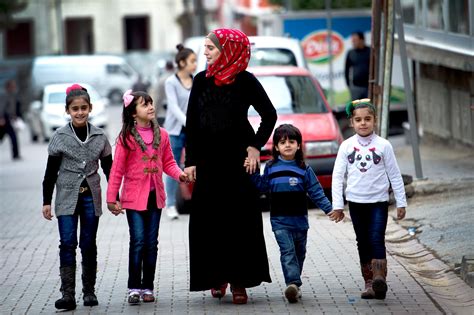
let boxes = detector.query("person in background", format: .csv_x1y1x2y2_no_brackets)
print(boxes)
42,84,112,310
0,79,21,160
344,31,371,101
184,28,277,304
132,75,150,93
163,44,196,220
155,61,175,125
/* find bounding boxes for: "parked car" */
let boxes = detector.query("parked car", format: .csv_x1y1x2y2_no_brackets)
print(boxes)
27,83,109,142
175,66,343,213
31,55,138,104
184,35,308,74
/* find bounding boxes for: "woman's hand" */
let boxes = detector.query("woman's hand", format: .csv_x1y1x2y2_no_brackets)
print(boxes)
42,205,53,220
184,166,197,182
246,146,260,174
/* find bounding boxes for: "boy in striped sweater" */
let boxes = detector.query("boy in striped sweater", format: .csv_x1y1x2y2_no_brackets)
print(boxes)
246,124,344,303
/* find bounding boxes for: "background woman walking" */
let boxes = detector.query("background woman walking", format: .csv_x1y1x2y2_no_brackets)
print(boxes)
163,44,196,219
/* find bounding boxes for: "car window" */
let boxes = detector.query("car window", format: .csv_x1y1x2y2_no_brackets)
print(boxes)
249,48,297,67
248,75,328,115
106,64,133,77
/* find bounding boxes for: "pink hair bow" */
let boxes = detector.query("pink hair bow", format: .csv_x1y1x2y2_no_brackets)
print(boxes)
66,84,83,95
123,89,134,107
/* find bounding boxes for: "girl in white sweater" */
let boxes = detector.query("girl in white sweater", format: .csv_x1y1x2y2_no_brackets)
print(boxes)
332,98,406,300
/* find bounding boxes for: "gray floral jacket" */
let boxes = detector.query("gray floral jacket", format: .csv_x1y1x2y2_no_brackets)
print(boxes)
48,124,111,216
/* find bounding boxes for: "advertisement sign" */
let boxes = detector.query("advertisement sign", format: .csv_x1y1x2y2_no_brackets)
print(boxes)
283,15,371,105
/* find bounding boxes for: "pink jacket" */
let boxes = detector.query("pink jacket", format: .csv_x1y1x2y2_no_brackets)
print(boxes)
107,127,182,210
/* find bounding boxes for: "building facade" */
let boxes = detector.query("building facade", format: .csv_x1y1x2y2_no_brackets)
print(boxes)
401,0,474,146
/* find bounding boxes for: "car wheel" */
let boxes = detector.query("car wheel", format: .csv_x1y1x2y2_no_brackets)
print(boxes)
108,89,123,105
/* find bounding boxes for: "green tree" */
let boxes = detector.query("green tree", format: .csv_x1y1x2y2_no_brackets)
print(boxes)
270,0,371,10
0,0,28,30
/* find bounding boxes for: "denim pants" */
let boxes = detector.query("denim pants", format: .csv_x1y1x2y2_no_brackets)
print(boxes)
348,201,388,264
274,229,308,287
126,192,162,290
57,195,99,267
165,132,185,207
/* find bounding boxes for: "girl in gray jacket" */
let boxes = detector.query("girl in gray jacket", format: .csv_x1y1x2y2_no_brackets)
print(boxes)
41,84,113,311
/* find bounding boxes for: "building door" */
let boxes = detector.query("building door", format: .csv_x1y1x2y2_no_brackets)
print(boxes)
5,20,34,57
65,18,94,54
124,16,149,51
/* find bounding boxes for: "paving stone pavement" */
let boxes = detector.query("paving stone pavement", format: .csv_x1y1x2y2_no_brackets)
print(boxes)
5,130,473,314
1,137,444,314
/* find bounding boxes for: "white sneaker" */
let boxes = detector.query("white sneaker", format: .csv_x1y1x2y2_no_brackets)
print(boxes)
165,206,179,220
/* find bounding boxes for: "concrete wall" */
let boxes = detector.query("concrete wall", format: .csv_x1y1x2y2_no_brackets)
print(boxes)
416,63,474,146
11,0,183,56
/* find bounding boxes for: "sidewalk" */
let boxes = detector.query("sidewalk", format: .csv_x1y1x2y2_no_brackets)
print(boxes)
390,135,474,192
1,130,473,314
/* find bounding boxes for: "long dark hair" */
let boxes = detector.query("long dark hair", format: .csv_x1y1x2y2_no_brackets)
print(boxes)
175,44,195,70
270,124,306,169
119,91,153,150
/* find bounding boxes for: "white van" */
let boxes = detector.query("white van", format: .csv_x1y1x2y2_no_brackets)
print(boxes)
185,35,308,74
31,55,138,103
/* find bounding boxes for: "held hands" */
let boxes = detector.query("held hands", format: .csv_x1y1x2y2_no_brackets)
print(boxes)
397,207,406,220
184,166,196,182
42,205,53,220
107,201,124,216
245,146,260,174
179,172,190,183
327,209,344,223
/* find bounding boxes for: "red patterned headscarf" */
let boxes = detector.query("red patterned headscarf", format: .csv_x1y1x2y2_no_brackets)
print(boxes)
205,28,251,86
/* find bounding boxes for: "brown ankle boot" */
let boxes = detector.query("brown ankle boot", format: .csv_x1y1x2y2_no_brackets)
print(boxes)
371,259,388,299
360,263,375,299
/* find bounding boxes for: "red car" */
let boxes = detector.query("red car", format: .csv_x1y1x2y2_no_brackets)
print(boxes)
177,66,343,213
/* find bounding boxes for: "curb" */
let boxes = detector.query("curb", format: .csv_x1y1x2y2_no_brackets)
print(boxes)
411,177,474,196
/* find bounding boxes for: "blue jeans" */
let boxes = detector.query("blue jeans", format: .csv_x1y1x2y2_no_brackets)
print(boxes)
274,229,308,287
57,195,99,267
165,132,185,207
349,201,388,264
126,192,162,290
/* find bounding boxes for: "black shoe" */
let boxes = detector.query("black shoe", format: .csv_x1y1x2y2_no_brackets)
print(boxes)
83,292,99,306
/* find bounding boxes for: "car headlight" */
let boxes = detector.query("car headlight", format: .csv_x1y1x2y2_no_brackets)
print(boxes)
305,141,339,156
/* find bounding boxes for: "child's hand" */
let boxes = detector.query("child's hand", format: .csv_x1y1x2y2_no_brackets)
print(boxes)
327,209,344,223
184,166,196,182
397,207,406,220
42,205,53,220
179,172,188,183
108,202,123,216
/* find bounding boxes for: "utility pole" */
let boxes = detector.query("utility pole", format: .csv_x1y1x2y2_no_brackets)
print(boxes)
380,0,394,139
325,0,335,107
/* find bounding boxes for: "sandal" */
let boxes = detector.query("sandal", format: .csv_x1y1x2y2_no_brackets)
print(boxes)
210,283,228,299
128,289,141,304
141,289,155,303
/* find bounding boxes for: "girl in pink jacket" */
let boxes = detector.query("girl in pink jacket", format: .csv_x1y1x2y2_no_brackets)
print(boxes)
107,90,187,304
